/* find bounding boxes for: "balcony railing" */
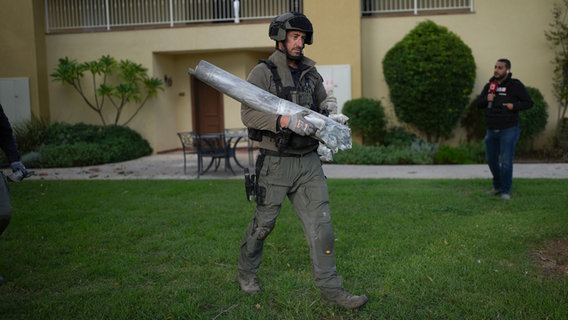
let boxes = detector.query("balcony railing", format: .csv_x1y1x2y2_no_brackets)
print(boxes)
45,0,473,33
45,0,303,33
361,0,474,16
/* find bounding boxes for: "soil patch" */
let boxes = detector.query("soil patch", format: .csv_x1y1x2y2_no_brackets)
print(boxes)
531,237,568,279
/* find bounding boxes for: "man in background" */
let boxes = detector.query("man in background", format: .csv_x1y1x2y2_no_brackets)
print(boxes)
477,59,533,200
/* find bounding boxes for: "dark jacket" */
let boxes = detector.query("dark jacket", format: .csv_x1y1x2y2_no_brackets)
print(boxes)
477,73,533,130
0,104,21,163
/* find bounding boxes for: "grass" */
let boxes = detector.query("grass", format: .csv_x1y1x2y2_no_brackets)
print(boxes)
0,178,566,319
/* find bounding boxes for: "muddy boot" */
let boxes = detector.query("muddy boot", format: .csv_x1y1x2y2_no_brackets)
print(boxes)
321,288,368,309
238,273,261,294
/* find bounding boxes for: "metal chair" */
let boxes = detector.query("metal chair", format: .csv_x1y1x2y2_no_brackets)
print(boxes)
177,131,198,175
224,128,253,169
195,133,233,178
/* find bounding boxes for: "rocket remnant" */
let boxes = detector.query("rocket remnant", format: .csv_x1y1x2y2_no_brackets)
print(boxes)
188,60,351,152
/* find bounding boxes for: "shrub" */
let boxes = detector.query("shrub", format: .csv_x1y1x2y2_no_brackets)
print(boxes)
434,144,482,164
382,127,419,147
518,87,549,148
39,123,152,167
333,141,436,165
558,117,568,149
461,142,486,163
40,143,107,167
460,96,485,142
342,98,387,146
383,20,476,142
12,116,50,155
0,116,49,167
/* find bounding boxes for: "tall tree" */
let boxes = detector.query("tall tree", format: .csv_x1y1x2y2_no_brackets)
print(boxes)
545,0,568,135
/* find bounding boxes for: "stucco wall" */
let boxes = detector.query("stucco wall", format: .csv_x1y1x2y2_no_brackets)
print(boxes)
304,0,362,98
0,0,48,119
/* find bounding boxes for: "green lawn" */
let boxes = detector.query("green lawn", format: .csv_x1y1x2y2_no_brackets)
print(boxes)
0,179,566,319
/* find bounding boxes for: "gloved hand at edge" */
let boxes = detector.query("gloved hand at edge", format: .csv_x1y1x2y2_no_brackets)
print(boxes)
9,161,29,182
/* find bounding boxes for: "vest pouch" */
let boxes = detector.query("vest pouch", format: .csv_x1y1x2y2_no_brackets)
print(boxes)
248,128,264,141
288,134,319,149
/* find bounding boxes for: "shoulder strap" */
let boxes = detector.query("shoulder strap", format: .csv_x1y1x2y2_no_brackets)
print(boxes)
259,59,284,97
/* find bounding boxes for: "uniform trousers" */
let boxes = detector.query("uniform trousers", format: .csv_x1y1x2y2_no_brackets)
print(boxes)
238,151,343,290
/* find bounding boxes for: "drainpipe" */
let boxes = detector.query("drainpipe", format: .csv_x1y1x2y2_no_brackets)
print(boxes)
234,0,240,23
105,0,110,30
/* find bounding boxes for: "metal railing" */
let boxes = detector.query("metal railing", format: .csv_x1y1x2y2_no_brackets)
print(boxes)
361,0,474,16
45,0,303,33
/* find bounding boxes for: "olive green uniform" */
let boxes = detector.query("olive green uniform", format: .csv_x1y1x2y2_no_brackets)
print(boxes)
238,50,345,291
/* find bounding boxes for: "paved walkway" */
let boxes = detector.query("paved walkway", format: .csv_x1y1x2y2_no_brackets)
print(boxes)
24,151,568,180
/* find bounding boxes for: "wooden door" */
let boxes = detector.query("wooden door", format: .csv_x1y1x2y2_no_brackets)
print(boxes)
191,76,224,134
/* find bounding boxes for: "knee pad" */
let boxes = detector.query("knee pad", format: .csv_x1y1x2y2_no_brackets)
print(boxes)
251,216,276,241
315,221,335,256
255,225,273,241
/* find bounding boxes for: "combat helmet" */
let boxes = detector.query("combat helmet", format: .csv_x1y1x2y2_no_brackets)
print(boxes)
269,12,313,45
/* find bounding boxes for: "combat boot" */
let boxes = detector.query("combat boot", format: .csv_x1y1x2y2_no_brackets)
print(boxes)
321,288,368,309
238,274,261,294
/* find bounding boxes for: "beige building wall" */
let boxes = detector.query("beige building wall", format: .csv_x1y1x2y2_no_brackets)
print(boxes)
305,0,362,98
362,0,556,144
0,0,49,119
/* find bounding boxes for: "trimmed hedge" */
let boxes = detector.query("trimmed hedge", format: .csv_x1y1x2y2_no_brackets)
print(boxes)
39,123,153,167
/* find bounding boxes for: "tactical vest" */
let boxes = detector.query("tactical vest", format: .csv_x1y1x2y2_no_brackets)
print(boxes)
249,59,321,150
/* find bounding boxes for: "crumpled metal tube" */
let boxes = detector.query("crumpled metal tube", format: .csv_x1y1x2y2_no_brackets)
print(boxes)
188,60,351,152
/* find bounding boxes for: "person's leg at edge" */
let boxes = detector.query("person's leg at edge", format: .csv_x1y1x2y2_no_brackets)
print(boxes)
485,130,502,193
498,126,520,198
0,173,13,286
289,153,367,309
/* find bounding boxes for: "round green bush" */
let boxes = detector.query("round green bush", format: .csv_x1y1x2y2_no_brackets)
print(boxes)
342,98,387,146
383,20,476,142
